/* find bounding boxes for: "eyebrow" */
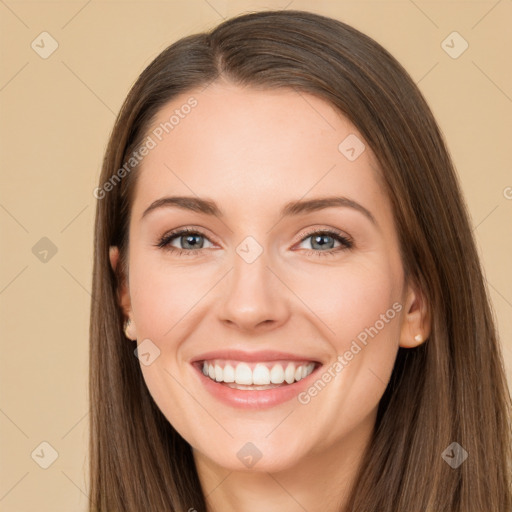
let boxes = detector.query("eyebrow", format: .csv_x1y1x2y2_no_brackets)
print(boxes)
141,195,377,226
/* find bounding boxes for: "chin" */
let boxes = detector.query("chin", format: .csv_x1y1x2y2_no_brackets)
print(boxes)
194,437,307,473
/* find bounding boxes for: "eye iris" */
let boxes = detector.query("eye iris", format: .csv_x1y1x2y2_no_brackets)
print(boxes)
311,234,334,250
182,234,203,250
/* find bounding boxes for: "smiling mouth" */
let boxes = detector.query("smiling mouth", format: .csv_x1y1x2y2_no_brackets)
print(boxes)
196,359,320,390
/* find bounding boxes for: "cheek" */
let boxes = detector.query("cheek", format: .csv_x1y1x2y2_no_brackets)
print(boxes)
292,258,402,345
292,257,404,412
127,255,217,443
290,262,403,442
129,253,215,340
341,271,400,343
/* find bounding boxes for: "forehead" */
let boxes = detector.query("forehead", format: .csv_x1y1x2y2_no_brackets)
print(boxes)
131,82,390,224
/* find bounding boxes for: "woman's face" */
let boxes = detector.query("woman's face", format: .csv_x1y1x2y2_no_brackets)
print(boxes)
113,81,423,473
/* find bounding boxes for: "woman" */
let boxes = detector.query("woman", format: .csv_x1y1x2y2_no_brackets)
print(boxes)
89,9,511,511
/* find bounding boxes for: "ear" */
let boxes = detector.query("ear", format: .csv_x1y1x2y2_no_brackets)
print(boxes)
399,280,430,348
109,246,138,340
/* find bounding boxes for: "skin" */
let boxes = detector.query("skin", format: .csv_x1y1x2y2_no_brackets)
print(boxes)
110,81,430,512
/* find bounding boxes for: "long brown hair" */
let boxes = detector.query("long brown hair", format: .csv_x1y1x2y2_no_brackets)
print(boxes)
89,9,511,511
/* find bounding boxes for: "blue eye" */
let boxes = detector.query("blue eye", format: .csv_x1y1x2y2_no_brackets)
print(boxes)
156,227,353,257
156,228,212,255
297,230,353,256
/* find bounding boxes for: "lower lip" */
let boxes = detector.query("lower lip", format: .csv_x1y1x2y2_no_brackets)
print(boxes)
191,362,322,409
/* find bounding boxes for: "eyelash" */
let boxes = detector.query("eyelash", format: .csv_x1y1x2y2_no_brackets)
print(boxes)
155,227,354,257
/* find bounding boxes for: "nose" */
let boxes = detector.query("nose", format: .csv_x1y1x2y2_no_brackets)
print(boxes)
216,246,291,333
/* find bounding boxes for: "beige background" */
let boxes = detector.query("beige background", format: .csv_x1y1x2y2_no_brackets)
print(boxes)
0,0,510,510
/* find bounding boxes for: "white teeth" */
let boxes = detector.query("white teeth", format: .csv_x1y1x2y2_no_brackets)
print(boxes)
200,359,316,386
252,364,270,385
284,363,296,384
235,362,253,385
270,364,285,384
223,364,235,383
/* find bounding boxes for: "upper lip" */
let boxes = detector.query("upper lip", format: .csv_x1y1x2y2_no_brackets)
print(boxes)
190,349,323,364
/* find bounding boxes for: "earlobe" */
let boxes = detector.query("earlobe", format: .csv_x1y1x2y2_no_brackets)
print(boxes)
399,283,430,348
109,246,119,272
109,245,137,340
123,318,137,341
